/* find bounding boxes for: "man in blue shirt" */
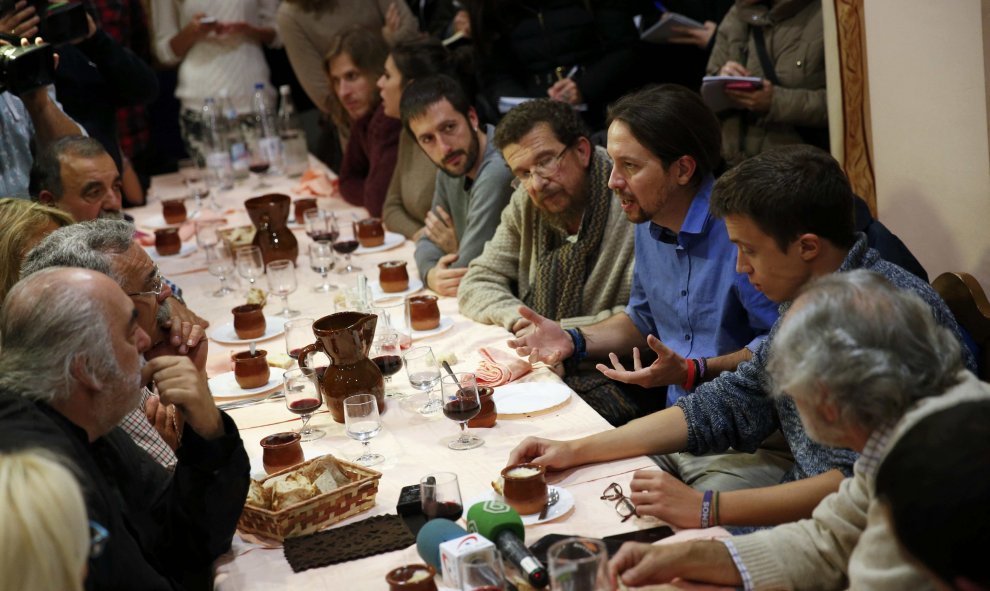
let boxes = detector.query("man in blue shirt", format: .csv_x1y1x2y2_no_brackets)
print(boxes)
511,85,777,406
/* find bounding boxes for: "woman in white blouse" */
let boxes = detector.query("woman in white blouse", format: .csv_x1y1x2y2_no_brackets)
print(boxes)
151,0,280,162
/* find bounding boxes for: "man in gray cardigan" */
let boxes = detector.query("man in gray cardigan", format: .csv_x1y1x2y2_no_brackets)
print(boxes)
404,75,514,296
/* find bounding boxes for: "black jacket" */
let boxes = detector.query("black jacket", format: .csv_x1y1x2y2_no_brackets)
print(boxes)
0,391,249,590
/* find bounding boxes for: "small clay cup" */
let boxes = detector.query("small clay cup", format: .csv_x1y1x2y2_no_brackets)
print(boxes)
161,198,187,224
406,295,440,331
260,432,304,474
355,217,385,247
378,260,409,293
500,463,548,515
385,564,438,591
233,349,270,389
154,227,181,256
467,386,497,428
293,198,317,223
232,304,266,339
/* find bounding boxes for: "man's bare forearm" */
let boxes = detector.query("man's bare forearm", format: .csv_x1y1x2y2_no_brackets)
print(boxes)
699,347,753,383
581,312,648,360
573,406,690,465
719,469,844,526
21,90,82,149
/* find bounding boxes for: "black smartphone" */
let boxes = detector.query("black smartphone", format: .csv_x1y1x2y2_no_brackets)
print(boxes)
528,525,675,564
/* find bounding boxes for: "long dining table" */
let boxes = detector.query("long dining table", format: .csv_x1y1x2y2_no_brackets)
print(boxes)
134,161,659,590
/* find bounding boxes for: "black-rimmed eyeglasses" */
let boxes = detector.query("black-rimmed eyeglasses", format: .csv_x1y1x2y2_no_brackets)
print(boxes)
601,482,637,522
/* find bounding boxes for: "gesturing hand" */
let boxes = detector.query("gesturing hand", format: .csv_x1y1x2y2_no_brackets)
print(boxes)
596,334,687,388
628,469,706,529
505,305,573,365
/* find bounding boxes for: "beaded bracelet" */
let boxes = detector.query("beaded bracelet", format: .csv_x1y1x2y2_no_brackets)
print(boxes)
700,489,714,528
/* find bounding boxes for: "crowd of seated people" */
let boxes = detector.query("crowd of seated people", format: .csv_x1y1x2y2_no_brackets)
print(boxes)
1,2,986,590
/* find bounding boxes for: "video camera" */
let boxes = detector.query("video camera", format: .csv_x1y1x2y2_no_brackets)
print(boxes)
0,1,88,94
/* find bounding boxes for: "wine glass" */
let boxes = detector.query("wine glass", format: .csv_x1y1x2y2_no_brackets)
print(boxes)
194,219,223,249
375,298,412,350
266,259,300,317
205,241,235,296
372,332,404,395
343,393,384,466
235,246,264,290
304,208,339,243
179,158,213,212
247,138,271,189
403,346,442,415
440,372,483,450
333,219,361,273
459,550,508,591
284,317,314,364
308,241,337,292
420,472,463,521
283,367,325,441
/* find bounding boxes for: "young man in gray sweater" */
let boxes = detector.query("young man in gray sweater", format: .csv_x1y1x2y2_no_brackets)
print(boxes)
403,74,514,296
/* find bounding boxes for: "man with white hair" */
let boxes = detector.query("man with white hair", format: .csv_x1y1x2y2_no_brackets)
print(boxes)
608,270,990,590
0,267,249,589
22,219,208,467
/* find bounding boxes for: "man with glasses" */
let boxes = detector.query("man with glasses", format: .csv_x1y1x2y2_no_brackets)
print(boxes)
458,98,638,425
403,75,514,296
22,219,209,468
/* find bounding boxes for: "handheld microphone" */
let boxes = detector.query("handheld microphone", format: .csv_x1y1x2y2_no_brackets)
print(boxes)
416,518,468,569
466,500,549,589
415,518,518,591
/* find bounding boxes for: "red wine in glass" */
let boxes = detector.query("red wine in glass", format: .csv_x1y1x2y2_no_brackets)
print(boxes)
443,397,480,423
288,347,301,360
332,239,359,255
315,365,328,381
373,354,402,378
288,397,321,415
423,499,464,521
248,161,270,174
308,230,339,242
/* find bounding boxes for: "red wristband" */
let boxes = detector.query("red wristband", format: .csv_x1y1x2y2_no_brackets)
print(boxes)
682,357,696,390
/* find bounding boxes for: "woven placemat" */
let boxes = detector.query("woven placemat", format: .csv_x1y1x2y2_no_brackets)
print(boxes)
283,514,414,573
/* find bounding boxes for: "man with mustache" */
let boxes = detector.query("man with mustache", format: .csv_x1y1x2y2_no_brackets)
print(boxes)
404,75,514,296
457,98,640,425
30,135,123,222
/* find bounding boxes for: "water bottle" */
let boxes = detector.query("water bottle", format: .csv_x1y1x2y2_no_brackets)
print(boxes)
202,98,234,190
278,84,308,177
251,82,283,173
220,89,250,179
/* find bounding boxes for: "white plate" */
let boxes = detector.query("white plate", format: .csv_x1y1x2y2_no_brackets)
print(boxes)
207,316,288,344
493,381,571,415
370,277,424,301
209,368,286,399
140,211,199,229
355,231,404,254
392,316,454,340
144,243,197,260
469,486,574,525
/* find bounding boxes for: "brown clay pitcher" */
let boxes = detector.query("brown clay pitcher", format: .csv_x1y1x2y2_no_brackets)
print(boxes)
298,312,384,423
245,193,298,265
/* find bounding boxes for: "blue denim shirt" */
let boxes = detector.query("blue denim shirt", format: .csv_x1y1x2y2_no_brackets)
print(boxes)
624,175,779,405
0,92,37,198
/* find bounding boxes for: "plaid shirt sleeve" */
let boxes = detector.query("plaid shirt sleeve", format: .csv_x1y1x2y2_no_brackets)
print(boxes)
118,388,178,470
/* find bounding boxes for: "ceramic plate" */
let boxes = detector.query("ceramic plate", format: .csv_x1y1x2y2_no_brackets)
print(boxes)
469,486,574,525
140,211,199,230
209,368,286,399
492,381,571,415
370,277,424,301
355,231,404,254
207,316,288,345
392,316,454,340
144,243,197,260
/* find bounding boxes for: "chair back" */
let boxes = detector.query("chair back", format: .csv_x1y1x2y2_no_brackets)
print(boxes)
933,271,990,380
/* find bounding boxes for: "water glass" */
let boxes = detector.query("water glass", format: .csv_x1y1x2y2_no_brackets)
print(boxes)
205,241,235,296
235,245,264,289
266,259,300,317
459,550,507,591
309,241,336,292
343,393,384,466
547,538,608,591
284,317,314,363
403,346,441,414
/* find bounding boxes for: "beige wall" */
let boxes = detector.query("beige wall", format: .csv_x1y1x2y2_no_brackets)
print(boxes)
864,0,990,286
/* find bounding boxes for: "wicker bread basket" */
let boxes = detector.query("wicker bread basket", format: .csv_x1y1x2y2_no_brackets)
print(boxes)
238,455,382,541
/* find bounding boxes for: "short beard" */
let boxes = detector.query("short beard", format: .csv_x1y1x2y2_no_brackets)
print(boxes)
438,131,481,179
